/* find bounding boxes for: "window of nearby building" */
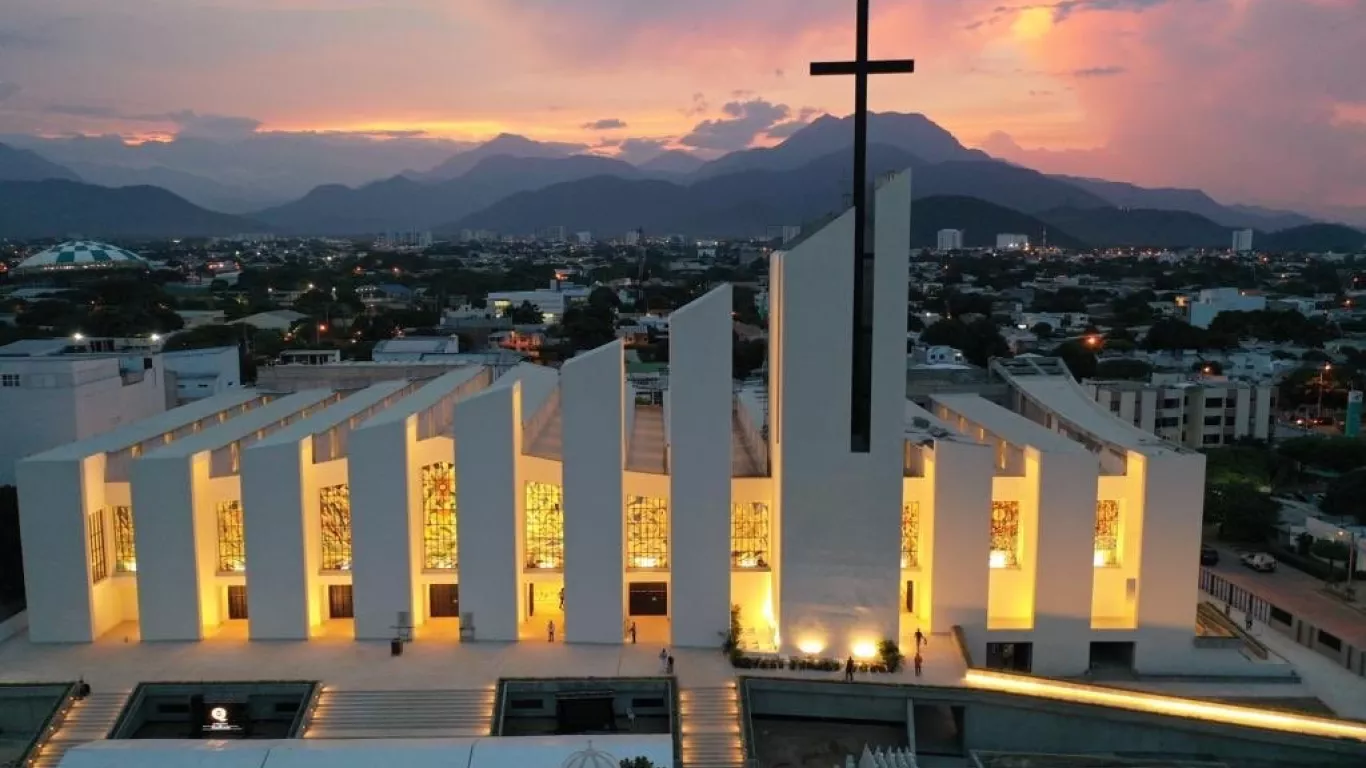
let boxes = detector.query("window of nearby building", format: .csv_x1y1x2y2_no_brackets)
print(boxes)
1202,434,1221,445
1206,398,1225,408
901,502,920,570
113,506,136,573
990,501,1020,568
626,495,669,569
319,483,352,571
1108,400,1120,413
217,500,245,572
731,501,770,569
0,373,19,388
422,462,457,570
1318,629,1342,653
525,482,564,569
88,509,108,583
1156,417,1181,428
1094,501,1120,567
1161,398,1180,409
1269,606,1293,625
1204,415,1223,426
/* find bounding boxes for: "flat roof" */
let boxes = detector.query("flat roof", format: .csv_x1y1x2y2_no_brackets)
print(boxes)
486,362,559,422
139,390,338,459
23,390,267,463
1012,374,1186,457
359,366,487,428
252,381,416,447
0,338,69,357
904,399,977,443
932,393,1086,454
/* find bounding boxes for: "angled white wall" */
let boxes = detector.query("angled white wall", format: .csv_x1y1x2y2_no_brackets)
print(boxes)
774,172,911,658
454,381,523,641
926,438,993,635
668,285,734,648
1133,450,1206,671
350,417,420,640
1029,449,1100,675
130,453,212,641
561,341,625,644
241,440,312,639
16,455,104,642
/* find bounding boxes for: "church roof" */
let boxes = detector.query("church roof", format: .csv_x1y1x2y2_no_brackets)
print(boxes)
16,241,148,272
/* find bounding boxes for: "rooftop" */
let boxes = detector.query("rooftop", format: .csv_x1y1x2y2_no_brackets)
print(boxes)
932,393,1087,455
139,389,339,460
254,381,417,449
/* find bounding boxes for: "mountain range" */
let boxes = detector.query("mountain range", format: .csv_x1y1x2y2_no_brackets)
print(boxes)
0,180,256,239
0,112,1362,248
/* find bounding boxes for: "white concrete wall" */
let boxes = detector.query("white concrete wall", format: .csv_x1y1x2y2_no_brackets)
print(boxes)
926,439,993,636
241,439,312,639
1029,449,1100,675
774,173,911,658
350,417,420,640
455,382,524,641
561,341,625,644
1133,450,1207,672
668,286,733,648
131,452,213,641
16,455,102,642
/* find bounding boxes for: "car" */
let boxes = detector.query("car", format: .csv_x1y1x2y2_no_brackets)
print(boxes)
1240,552,1277,572
1200,545,1220,565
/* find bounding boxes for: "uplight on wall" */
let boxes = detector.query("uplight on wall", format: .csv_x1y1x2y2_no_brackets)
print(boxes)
797,639,825,655
851,641,878,659
989,551,1009,569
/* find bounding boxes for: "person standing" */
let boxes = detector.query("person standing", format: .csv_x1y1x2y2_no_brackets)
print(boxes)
548,620,556,642
626,706,637,732
667,655,675,675
913,653,923,677
659,647,668,672
629,621,637,644
914,629,926,650
1245,613,1254,631
844,656,855,683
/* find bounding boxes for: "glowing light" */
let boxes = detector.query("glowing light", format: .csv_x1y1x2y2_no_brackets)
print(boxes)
318,324,328,332
989,550,1009,569
737,556,760,568
797,639,826,655
73,333,84,341
1093,550,1106,567
151,333,161,342
851,641,878,659
964,669,1366,742
535,558,559,569
632,556,660,569
1012,7,1054,40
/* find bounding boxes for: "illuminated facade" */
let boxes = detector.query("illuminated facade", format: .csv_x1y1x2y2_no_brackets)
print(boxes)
15,173,1209,677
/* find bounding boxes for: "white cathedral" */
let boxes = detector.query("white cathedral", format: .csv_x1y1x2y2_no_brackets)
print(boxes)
16,174,1208,676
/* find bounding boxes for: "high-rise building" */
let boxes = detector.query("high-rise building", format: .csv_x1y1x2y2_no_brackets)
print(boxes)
937,229,964,251
1232,229,1254,253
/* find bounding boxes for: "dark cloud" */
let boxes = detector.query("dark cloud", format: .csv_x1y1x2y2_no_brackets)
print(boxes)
615,137,672,164
682,98,792,151
1072,65,1126,78
581,118,627,130
0,82,20,102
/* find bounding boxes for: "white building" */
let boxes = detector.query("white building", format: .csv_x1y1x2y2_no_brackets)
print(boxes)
1188,288,1267,328
1083,377,1274,448
624,230,641,247
996,234,1029,250
487,282,593,323
937,229,964,251
575,232,592,245
0,339,170,485
15,172,1214,676
163,346,243,404
1233,229,1254,253
371,337,462,363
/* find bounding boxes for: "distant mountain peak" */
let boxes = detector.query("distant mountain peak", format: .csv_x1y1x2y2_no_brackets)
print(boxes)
415,133,588,182
0,142,82,183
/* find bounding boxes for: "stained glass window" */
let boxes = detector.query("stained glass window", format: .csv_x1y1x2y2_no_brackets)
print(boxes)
422,462,458,570
217,500,246,572
113,505,136,573
731,501,770,569
88,509,108,583
627,496,669,569
990,500,1020,568
1094,500,1120,567
901,501,920,570
320,483,352,571
525,482,564,569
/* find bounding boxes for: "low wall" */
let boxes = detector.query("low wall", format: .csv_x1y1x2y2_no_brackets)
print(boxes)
0,610,28,644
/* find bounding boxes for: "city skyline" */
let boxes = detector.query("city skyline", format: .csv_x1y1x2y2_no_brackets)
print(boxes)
0,0,1362,215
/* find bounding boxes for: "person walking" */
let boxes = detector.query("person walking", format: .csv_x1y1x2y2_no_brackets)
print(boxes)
659,648,668,672
626,706,637,732
844,656,855,683
913,653,923,677
1245,612,1254,631
914,629,926,650
667,655,675,675
548,619,556,642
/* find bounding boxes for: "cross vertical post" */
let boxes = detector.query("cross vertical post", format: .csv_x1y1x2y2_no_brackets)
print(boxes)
811,0,915,453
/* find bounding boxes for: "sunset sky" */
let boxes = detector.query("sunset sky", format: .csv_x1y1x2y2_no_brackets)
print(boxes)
0,0,1362,214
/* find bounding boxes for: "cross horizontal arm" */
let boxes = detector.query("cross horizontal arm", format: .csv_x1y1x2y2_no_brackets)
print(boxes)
810,59,916,76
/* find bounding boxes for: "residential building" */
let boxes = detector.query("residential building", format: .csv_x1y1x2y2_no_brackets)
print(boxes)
1233,229,1255,253
1082,376,1274,448
1188,288,1267,328
487,282,593,323
162,346,243,404
937,229,964,251
371,337,462,363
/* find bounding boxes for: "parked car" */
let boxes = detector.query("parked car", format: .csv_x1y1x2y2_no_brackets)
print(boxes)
1240,552,1277,572
1200,545,1220,565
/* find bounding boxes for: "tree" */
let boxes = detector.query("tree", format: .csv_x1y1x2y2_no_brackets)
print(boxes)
504,300,542,325
733,337,766,380
1051,340,1097,380
1205,482,1279,543
920,318,1009,367
1321,468,1366,523
1311,539,1352,575
1144,318,1216,351
1094,358,1153,381
1278,437,1366,476
1030,322,1054,339
620,758,658,768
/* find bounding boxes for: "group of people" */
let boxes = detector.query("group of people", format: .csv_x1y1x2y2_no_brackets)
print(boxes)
843,629,927,682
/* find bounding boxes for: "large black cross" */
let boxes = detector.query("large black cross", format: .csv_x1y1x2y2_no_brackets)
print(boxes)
811,0,914,453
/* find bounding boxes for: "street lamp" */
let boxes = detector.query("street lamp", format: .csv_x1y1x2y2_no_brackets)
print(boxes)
1318,363,1333,421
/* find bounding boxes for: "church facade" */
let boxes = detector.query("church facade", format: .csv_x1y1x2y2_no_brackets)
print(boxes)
16,173,1209,675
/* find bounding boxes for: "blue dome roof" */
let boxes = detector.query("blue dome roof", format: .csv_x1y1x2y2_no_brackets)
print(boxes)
17,241,148,272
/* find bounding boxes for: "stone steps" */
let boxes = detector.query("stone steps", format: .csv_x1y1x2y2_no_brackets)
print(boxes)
31,690,130,768
303,688,494,740
680,686,746,768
